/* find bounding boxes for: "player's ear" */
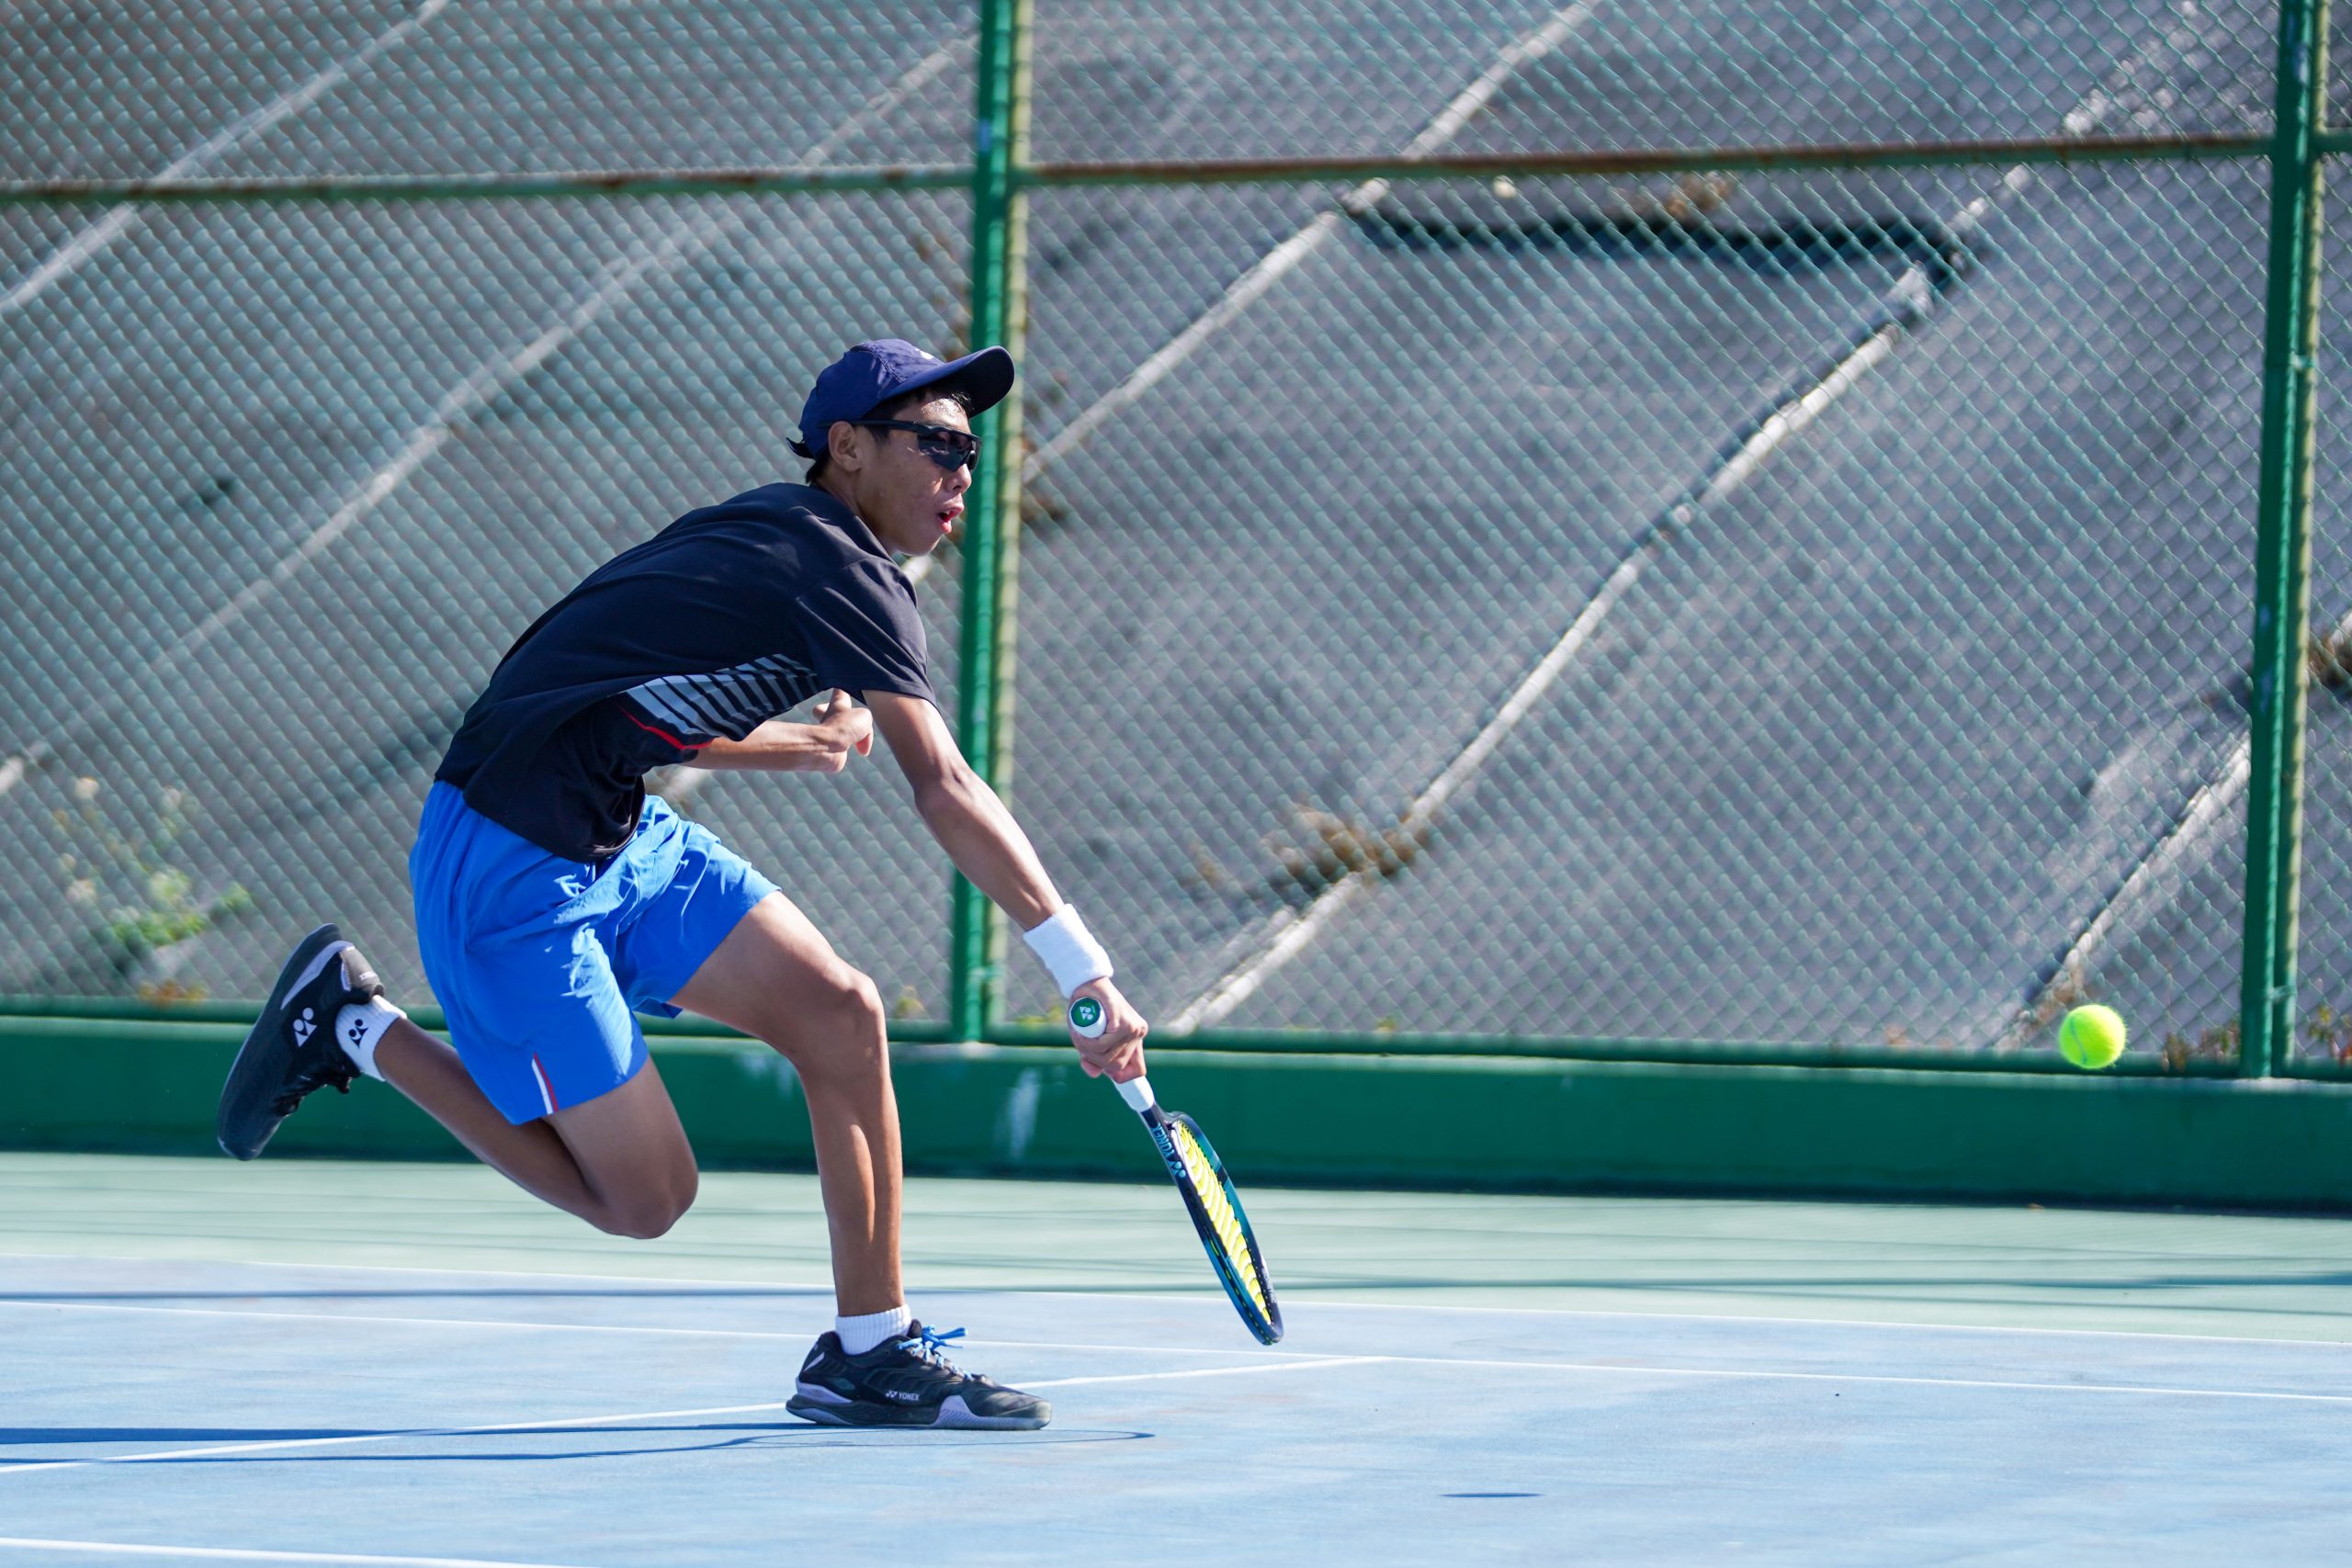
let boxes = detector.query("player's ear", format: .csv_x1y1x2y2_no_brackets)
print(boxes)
826,419,865,473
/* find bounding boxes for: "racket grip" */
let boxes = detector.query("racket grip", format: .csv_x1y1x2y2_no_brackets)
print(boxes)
1115,1075,1156,1113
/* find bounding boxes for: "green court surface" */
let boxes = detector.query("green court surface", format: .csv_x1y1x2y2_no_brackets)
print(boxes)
4,1153,2352,1565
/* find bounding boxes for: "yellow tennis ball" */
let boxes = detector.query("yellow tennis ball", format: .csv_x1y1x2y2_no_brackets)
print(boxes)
2058,1004,2127,1069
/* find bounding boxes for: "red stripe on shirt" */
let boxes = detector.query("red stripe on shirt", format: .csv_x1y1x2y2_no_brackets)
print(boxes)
621,707,704,751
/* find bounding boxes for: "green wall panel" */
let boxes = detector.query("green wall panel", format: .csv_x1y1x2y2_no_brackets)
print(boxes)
7,1016,2352,1208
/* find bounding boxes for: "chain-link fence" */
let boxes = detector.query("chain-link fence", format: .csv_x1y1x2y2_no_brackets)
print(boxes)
0,0,2335,1078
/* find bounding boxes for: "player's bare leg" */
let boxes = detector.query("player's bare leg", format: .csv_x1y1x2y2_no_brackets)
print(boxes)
670,889,1046,1427
375,1021,697,1240
667,891,903,1314
367,1018,594,1212
217,927,694,1241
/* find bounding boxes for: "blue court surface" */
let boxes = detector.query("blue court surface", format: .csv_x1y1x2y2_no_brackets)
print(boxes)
3,1154,2351,1565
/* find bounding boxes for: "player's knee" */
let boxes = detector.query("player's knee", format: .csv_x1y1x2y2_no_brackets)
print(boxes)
797,959,877,1019
599,1193,690,1241
767,965,887,1080
832,972,888,1071
592,1170,697,1240
834,967,886,1033
611,1216,671,1241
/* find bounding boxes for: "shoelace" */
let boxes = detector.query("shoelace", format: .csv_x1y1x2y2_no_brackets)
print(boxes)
898,1325,967,1371
271,1056,356,1114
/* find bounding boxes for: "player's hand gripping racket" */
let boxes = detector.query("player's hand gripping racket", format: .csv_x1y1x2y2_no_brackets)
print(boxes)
1071,995,1283,1345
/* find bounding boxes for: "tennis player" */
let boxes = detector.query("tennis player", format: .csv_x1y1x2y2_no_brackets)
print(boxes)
216,339,1148,1431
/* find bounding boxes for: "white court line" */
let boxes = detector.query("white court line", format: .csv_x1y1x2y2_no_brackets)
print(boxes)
7,1292,2346,1410
0,1297,819,1340
0,0,453,321
9,1247,2346,1348
1267,1292,2352,1348
0,1250,833,1294
0,1361,1346,1479
1045,1282,2352,1350
0,1537,599,1568
2,1335,2341,1491
4,1291,2343,1482
977,1345,2352,1406
0,1400,794,1478
0,1297,1332,1361
1023,1356,1385,1389
16,1294,2348,1375
1060,1342,2352,1408
1350,1353,2352,1406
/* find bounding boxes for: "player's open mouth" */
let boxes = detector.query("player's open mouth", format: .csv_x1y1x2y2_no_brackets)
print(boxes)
938,503,963,532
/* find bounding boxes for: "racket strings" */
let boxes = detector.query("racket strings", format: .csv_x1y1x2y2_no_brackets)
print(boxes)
1169,1122,1268,1314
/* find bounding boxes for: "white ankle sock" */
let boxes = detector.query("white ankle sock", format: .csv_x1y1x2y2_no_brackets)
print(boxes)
836,1305,911,1356
333,994,404,1081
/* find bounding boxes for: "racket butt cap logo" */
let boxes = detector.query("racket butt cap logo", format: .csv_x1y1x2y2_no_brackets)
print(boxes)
1069,996,1107,1037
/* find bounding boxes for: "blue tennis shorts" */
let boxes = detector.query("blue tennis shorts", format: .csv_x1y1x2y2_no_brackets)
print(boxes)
409,780,778,1123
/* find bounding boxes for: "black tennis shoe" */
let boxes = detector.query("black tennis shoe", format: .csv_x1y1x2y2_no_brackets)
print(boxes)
216,923,379,1160
786,1324,1051,1430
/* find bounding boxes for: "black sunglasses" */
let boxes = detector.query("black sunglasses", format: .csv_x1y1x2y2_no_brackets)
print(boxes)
853,419,980,471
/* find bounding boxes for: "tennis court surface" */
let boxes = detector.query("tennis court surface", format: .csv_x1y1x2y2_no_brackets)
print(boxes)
3,1154,2350,1565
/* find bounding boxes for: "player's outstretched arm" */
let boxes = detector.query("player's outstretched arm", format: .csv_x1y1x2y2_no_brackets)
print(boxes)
864,690,1146,1080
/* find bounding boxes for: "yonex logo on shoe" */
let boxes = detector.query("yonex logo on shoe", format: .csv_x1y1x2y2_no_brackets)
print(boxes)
291,1008,315,1047
884,1389,920,1403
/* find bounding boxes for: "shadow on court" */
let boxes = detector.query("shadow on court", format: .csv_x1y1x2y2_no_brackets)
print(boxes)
0,1422,1152,1464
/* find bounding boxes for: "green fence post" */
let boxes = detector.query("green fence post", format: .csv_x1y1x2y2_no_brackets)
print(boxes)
2243,0,2329,1076
950,0,1033,1042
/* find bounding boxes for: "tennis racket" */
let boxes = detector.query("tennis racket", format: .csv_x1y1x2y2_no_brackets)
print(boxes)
1073,996,1283,1345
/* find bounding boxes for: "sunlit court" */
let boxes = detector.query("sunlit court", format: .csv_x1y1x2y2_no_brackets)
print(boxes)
6,0,2352,1563
7,1156,2352,1564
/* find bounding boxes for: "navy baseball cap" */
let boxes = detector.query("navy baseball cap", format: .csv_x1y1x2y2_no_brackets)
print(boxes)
791,339,1015,460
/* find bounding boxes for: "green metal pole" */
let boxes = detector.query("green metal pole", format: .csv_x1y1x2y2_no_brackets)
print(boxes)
950,0,1032,1042
2242,0,2328,1076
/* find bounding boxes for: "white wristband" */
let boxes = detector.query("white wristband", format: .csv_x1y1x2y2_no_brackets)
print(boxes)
1023,904,1114,998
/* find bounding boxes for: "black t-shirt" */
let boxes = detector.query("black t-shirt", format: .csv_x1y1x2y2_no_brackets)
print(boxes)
435,482,935,862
